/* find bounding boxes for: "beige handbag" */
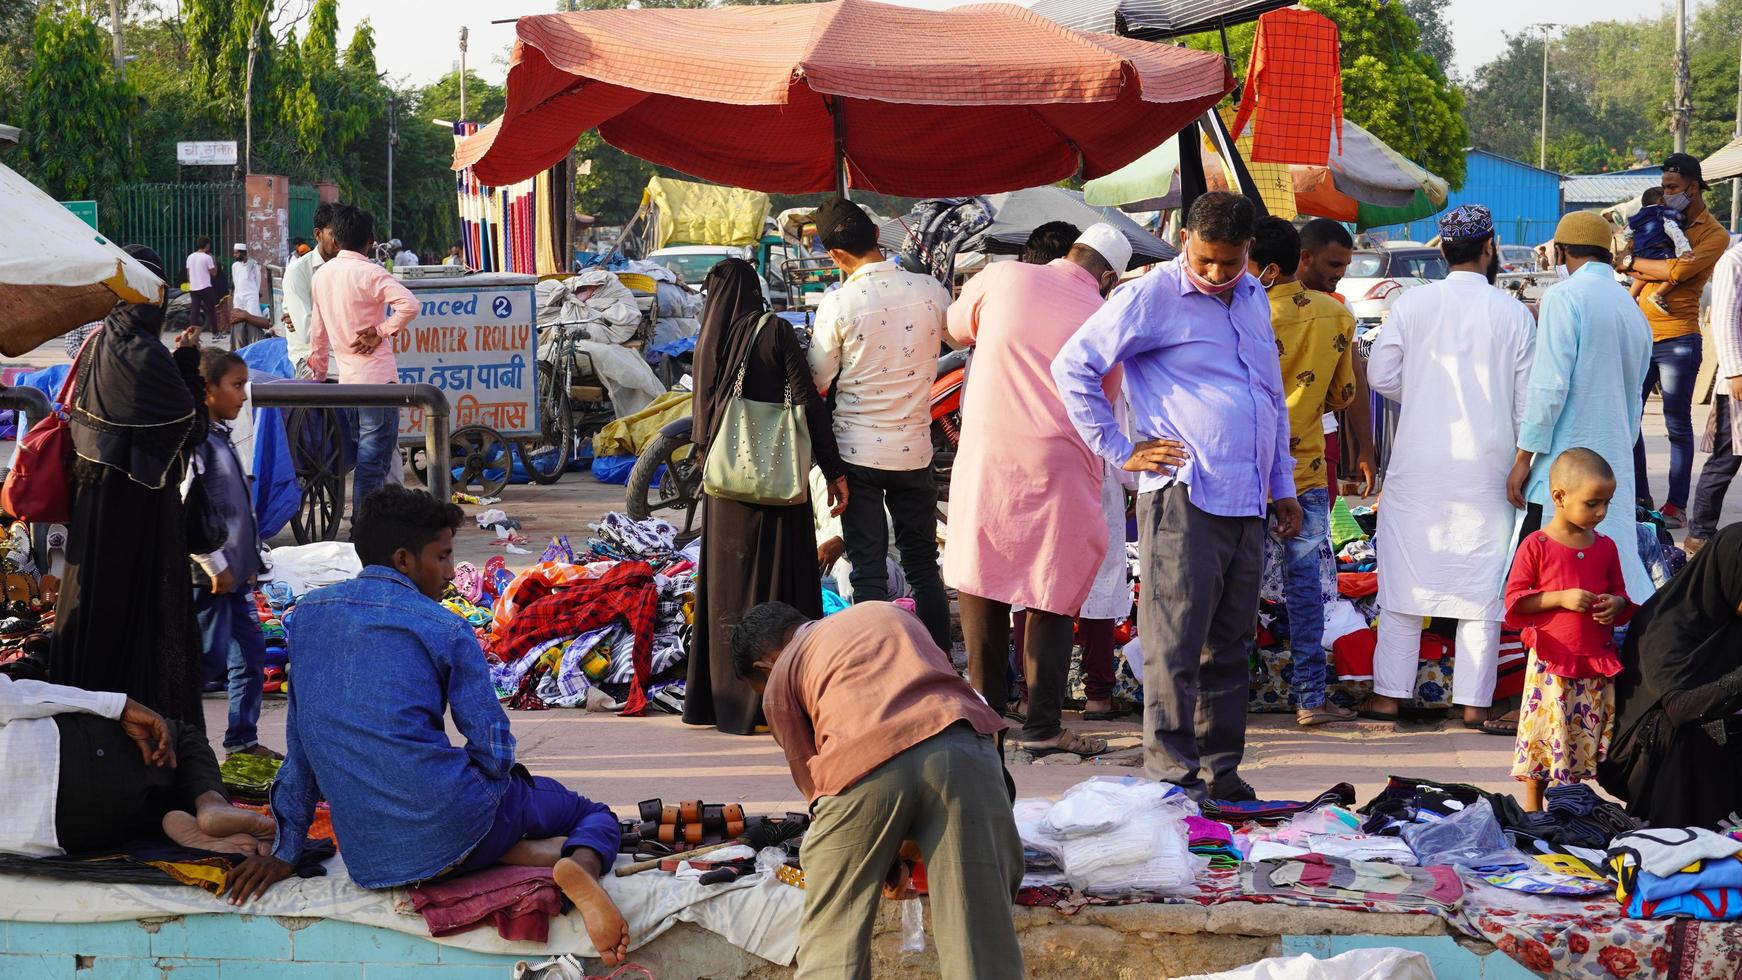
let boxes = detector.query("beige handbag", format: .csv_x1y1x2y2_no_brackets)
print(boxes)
701,314,812,506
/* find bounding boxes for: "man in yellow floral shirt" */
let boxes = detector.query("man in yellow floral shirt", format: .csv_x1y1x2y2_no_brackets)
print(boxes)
1250,217,1357,727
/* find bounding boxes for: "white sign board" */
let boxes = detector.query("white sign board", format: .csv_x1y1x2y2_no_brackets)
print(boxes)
392,279,538,440
177,141,238,166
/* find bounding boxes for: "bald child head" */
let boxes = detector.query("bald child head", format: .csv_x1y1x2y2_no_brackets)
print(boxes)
1549,447,1614,491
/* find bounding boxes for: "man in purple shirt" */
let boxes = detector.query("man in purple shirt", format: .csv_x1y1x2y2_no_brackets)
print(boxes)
1054,192,1301,802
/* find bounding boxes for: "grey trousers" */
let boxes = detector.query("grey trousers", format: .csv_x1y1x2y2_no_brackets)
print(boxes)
1136,484,1265,799
797,724,1025,980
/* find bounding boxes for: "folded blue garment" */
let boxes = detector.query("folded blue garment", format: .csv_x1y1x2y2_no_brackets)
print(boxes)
1627,856,1742,903
1626,886,1742,921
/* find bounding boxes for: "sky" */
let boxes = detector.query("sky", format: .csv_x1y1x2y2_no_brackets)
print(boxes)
336,0,1667,91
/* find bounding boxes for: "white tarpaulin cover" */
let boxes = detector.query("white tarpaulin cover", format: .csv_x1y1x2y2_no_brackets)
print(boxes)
0,855,803,964
1181,948,1437,980
0,161,165,355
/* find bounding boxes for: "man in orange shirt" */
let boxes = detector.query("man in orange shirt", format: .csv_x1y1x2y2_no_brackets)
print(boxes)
307,204,418,523
733,601,1022,979
1621,154,1730,528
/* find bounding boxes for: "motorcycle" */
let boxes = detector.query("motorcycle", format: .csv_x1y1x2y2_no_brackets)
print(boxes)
626,348,967,544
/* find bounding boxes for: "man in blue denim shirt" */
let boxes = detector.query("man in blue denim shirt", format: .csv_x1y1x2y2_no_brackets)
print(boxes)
227,487,629,966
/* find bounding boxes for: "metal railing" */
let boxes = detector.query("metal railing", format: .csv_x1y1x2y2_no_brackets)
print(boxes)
250,382,453,502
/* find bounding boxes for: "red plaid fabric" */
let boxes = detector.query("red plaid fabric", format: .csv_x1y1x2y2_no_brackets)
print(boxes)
1230,8,1343,166
493,561,661,715
454,0,1233,195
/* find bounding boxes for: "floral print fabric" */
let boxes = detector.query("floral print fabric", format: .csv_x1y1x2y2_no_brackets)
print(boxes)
1513,650,1615,784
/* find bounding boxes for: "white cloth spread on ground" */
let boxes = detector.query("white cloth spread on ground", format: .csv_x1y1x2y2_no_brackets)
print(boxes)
1368,271,1536,621
0,855,803,964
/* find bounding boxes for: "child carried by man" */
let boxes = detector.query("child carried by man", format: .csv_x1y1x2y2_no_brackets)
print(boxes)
1624,186,1696,314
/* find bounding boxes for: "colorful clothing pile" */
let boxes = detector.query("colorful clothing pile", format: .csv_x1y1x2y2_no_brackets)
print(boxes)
1243,854,1463,914
1611,828,1742,921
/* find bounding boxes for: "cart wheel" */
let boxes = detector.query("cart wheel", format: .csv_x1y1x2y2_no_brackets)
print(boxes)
293,475,345,545
626,429,703,545
414,425,512,498
517,360,574,484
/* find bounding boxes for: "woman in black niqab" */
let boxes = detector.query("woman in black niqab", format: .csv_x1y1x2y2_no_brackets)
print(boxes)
50,244,211,727
683,259,842,734
1598,524,1742,827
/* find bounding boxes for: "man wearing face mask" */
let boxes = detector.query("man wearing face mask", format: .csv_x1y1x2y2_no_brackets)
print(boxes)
944,224,1144,758
1620,154,1729,529
1248,217,1358,727
1363,206,1537,734
1055,193,1298,802
1505,211,1654,600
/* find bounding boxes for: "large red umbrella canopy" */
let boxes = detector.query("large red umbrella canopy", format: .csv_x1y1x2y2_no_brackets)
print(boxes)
454,0,1234,197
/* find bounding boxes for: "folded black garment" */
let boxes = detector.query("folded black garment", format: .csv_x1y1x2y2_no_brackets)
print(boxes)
0,837,335,893
1359,775,1499,837
1502,784,1639,850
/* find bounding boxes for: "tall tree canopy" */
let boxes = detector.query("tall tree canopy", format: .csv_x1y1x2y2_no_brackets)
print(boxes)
19,4,135,199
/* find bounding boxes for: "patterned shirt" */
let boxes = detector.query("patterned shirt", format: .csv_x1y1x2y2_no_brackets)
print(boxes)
1266,280,1356,491
808,261,951,471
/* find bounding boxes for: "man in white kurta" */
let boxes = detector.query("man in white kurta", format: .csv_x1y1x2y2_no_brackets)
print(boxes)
1506,211,1654,600
1366,206,1536,727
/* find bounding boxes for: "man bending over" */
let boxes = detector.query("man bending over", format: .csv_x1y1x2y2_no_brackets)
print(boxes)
227,487,629,966
733,601,1023,979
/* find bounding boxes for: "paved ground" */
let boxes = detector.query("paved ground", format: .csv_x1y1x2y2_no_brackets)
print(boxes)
8,333,1736,819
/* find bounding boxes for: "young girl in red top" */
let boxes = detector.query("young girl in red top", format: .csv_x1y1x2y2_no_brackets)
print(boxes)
1505,448,1635,811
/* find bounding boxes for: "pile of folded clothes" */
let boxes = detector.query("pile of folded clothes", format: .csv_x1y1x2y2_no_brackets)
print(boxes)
1609,827,1742,921
481,515,695,716
1018,778,1203,897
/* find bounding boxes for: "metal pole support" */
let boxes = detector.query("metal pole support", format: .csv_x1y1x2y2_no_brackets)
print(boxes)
249,382,453,503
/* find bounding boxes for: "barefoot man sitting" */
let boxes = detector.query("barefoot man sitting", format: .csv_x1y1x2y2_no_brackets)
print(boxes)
0,673,275,858
226,487,629,966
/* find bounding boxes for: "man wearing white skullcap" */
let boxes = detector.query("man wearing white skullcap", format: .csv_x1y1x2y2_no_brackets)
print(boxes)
942,223,1141,758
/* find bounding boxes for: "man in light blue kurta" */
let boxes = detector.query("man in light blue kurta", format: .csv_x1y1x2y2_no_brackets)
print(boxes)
1506,212,1655,600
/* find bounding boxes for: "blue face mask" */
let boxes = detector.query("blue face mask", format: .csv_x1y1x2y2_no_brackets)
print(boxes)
1662,190,1692,211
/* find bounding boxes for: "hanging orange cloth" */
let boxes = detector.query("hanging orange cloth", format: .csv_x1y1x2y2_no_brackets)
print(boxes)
1229,8,1344,166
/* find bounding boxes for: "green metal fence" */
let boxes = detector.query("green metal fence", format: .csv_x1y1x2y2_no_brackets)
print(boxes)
112,182,245,287
289,184,318,246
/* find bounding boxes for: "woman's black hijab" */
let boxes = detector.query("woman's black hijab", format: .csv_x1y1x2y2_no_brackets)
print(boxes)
691,258,768,452
68,244,199,489
1614,524,1742,734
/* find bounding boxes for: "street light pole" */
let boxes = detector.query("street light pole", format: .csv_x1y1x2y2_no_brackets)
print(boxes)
458,27,469,120
387,98,396,241
1733,33,1741,232
1673,0,1689,154
1531,24,1560,171
106,0,125,74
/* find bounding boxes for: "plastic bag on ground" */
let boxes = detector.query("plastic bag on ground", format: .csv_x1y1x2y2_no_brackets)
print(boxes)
1180,948,1436,980
1399,797,1518,868
1040,776,1197,838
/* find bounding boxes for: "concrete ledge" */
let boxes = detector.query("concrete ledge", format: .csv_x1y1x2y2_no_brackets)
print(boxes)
1,899,1530,979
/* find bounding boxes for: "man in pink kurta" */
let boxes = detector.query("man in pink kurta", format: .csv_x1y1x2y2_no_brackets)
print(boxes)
943,224,1133,757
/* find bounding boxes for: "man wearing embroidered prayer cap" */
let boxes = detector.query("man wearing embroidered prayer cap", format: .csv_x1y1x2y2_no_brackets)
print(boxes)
1361,204,1538,734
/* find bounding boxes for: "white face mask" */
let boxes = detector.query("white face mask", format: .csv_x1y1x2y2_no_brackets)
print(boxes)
1556,264,1569,279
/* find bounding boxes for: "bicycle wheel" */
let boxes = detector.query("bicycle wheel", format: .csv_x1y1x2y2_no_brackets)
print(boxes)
626,429,703,544
517,360,574,484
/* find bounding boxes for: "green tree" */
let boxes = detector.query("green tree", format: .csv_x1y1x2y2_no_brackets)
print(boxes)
1187,0,1468,187
0,0,39,115
421,69,505,124
1403,0,1455,77
19,5,136,198
1462,31,1639,174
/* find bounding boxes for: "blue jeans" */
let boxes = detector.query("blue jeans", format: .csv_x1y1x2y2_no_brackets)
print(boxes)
194,586,266,751
353,406,399,518
1633,335,1703,510
452,768,621,874
1281,487,1331,710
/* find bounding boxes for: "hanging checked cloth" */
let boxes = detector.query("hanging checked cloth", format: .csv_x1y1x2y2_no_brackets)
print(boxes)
1229,8,1344,166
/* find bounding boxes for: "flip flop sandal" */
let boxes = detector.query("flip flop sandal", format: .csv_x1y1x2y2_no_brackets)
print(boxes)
1021,730,1109,758
1467,717,1519,736
1355,696,1400,722
1297,705,1358,727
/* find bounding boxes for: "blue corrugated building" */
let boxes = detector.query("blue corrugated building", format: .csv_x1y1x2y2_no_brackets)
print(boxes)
1369,149,1565,247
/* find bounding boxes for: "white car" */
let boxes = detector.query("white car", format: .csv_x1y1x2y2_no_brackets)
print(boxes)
1340,246,1449,330
645,244,775,306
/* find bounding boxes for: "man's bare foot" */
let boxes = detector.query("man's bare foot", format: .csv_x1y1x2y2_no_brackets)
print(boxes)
554,855,630,967
163,811,267,856
194,799,276,842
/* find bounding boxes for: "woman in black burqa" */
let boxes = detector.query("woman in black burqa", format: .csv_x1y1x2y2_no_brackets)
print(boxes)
51,244,211,728
1598,524,1742,828
682,258,844,735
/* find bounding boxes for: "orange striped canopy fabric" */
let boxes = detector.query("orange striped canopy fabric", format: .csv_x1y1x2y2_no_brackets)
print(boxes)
454,0,1233,196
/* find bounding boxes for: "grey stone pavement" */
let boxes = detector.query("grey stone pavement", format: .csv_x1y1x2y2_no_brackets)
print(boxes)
5,336,1735,819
